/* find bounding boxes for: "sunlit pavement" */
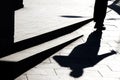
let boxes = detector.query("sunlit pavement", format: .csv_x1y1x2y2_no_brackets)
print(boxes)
1,0,120,80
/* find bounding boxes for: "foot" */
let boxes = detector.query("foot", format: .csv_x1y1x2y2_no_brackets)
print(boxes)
95,26,106,30
94,23,106,30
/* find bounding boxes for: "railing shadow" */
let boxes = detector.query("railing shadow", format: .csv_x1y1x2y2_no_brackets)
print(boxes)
0,35,83,80
0,18,93,58
53,29,116,78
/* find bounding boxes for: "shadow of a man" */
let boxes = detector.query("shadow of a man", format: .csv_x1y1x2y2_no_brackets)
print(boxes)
53,29,116,78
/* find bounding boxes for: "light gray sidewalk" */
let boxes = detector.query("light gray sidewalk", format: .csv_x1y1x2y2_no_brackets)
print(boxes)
1,0,120,80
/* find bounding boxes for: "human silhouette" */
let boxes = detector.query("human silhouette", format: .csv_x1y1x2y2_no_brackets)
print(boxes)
53,30,116,78
93,0,108,30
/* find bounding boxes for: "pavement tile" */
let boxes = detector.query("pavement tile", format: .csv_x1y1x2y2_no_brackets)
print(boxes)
75,76,102,80
35,63,61,69
101,78,120,80
84,64,111,72
108,64,120,72
26,68,56,76
99,70,120,78
79,70,102,78
27,75,75,80
97,54,118,65
15,74,28,80
70,38,84,46
59,48,74,56
49,57,58,63
57,75,75,80
54,68,72,76
27,75,58,80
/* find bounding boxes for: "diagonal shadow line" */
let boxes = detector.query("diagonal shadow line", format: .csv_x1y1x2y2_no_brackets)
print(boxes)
108,0,120,15
13,18,93,51
0,35,83,80
0,18,93,58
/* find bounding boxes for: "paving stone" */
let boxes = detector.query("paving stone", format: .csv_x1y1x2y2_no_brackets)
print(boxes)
70,38,84,46
59,48,74,56
27,75,75,80
49,57,59,63
26,68,56,76
77,70,102,79
27,75,58,80
99,70,120,78
35,63,61,69
75,76,102,80
40,58,51,63
54,68,72,75
101,78,119,80
57,75,75,80
108,64,120,72
15,74,28,80
97,54,118,65
84,64,111,72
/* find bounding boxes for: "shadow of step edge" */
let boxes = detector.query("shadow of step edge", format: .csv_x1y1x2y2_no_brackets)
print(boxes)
0,35,83,61
12,35,83,80
13,18,92,52
0,18,92,58
0,33,83,62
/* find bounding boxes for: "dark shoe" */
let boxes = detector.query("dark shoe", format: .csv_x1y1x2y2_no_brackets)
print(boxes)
94,23,106,30
95,26,106,30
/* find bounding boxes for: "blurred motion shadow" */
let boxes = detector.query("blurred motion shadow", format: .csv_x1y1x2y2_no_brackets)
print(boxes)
53,29,116,78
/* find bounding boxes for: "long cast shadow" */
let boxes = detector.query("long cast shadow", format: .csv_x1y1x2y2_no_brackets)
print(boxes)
53,29,116,78
0,18,93,58
0,35,83,80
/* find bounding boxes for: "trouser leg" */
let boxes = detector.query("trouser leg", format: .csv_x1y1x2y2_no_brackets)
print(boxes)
94,0,108,25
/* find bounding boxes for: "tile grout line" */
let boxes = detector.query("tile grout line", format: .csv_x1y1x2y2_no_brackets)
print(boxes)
107,65,113,71
54,68,58,75
26,74,29,80
97,70,103,77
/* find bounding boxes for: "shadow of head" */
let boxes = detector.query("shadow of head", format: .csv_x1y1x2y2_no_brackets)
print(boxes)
70,67,83,78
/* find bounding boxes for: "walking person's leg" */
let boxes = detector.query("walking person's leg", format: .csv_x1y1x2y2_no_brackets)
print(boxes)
94,0,108,30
